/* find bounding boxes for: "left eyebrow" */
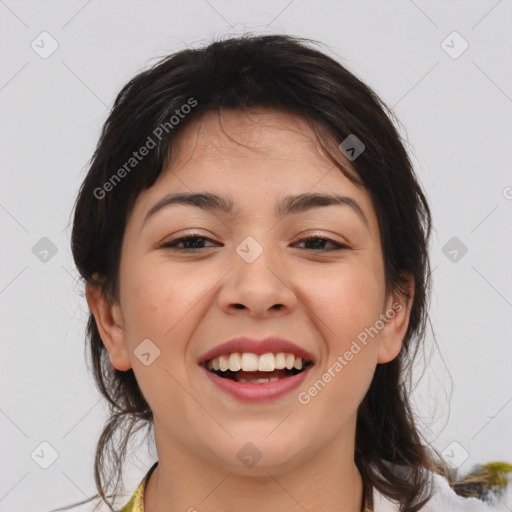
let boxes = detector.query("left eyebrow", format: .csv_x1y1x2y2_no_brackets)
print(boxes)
143,192,369,229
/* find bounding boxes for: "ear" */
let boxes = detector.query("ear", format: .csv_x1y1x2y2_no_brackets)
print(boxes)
376,274,414,364
85,279,132,371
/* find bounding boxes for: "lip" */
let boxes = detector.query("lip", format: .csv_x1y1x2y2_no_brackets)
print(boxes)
200,363,313,403
197,336,315,365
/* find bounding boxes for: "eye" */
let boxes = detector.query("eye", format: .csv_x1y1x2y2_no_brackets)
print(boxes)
160,235,349,252
293,237,349,251
161,235,220,251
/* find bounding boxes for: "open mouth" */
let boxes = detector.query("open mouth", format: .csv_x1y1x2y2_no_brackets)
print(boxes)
207,367,312,383
203,352,314,384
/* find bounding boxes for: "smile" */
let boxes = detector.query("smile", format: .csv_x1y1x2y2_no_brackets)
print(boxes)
203,352,314,383
200,352,314,403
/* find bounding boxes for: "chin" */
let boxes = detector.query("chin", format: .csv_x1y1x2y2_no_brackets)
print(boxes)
210,434,306,474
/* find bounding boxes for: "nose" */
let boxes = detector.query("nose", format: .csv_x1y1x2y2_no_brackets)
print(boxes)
217,242,298,318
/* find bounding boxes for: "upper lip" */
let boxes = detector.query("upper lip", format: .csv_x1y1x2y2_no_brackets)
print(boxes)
197,336,315,365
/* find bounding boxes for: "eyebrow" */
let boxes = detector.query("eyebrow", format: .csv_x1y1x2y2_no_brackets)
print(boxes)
143,192,369,228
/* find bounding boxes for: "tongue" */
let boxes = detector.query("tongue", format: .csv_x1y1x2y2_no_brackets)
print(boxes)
234,369,291,382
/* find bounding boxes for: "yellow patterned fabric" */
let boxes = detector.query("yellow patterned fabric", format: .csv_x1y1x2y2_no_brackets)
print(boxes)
120,461,158,512
119,461,372,512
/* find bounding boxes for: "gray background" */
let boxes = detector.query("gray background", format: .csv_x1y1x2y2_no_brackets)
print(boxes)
1,1,511,510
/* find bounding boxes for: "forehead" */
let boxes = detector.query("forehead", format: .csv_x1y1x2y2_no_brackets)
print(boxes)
127,109,379,238
170,109,329,164
162,109,366,202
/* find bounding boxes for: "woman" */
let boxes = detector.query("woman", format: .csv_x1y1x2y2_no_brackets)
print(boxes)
63,34,496,511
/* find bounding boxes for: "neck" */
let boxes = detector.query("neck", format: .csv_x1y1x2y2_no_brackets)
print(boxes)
144,427,365,512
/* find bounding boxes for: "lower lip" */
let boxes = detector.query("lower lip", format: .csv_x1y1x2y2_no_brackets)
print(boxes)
200,365,313,403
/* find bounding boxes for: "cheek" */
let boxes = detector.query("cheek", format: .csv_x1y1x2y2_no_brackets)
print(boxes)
119,259,218,359
303,263,385,345
118,260,185,345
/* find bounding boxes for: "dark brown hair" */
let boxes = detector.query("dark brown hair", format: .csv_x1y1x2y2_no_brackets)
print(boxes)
58,34,452,512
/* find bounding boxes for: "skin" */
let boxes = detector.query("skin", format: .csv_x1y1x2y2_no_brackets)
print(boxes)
87,109,414,512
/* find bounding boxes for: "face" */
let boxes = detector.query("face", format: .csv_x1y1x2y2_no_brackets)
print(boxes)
89,109,411,476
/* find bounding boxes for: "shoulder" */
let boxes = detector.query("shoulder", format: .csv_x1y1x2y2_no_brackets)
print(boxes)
373,470,499,512
57,462,155,512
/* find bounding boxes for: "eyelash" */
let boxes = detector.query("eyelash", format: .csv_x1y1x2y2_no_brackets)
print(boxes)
161,235,349,252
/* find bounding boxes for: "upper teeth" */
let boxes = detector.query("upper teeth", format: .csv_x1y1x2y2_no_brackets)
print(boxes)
205,352,306,372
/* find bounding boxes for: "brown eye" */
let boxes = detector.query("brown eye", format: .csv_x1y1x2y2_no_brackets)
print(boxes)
293,237,348,251
161,236,219,250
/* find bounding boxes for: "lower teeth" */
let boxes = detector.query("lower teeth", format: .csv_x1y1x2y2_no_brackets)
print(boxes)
237,377,281,384
207,366,308,383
